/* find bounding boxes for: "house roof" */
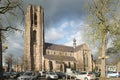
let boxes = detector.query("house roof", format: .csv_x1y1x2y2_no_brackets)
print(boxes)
44,55,76,62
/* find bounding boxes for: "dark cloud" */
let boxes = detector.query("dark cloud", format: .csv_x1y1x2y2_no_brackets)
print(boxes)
23,0,88,29
44,0,87,28
3,0,88,62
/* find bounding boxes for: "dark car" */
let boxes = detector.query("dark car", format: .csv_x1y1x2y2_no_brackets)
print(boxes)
3,72,11,79
93,72,101,77
56,72,66,79
10,72,20,79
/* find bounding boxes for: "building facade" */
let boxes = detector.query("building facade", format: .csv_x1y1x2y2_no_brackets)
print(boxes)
24,5,93,72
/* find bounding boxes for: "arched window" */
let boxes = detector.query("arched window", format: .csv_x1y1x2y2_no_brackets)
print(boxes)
83,53,88,71
49,61,53,71
85,54,88,67
34,12,37,25
68,62,71,68
33,30,36,43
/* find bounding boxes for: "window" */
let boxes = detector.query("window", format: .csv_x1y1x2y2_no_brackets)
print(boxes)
83,53,88,68
30,7,33,26
47,51,49,54
33,30,36,43
70,53,72,56
65,53,67,56
54,52,56,55
34,12,37,25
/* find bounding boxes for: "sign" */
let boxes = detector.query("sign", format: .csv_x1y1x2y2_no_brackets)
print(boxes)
106,65,117,72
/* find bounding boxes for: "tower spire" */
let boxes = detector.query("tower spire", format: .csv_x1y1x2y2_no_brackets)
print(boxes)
73,38,76,48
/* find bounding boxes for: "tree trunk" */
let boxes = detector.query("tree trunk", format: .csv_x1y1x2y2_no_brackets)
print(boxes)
0,31,3,80
101,25,107,78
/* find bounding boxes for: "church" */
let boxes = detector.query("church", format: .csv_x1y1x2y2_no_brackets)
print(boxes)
24,5,93,72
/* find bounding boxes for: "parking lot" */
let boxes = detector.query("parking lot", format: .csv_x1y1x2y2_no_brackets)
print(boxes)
4,77,120,80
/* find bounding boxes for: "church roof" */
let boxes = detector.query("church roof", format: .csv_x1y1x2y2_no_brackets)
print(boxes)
45,42,74,52
45,42,88,52
44,55,76,62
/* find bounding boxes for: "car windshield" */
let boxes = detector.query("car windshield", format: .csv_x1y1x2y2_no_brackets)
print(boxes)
79,72,93,74
107,71,117,73
23,72,35,76
88,72,93,74
80,72,87,74
49,72,56,75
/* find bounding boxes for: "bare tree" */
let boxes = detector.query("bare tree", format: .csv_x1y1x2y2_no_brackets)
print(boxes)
4,53,14,72
14,55,24,72
0,0,23,79
85,0,120,78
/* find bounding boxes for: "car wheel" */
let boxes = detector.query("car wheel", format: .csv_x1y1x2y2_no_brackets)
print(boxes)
84,77,88,80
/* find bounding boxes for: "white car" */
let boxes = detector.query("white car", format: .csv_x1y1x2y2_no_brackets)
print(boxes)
17,71,39,80
39,71,46,77
46,72,58,80
107,71,119,78
75,71,96,80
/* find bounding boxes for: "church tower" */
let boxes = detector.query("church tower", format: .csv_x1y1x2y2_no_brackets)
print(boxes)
24,5,44,71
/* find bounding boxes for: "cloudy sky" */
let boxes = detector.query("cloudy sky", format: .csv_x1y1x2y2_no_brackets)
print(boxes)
2,0,120,66
3,0,90,59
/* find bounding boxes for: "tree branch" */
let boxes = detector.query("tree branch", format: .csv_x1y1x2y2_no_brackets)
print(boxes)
0,26,22,32
0,0,21,14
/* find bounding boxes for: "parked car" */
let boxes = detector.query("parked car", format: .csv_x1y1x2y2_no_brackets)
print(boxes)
45,72,58,80
71,70,80,79
39,71,46,77
93,72,101,77
118,72,120,77
75,71,96,80
17,71,39,80
66,70,79,79
56,72,66,79
106,71,119,78
10,72,20,79
3,72,11,79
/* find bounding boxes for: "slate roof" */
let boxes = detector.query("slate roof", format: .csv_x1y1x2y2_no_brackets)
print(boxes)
45,42,74,52
45,42,87,52
44,55,76,62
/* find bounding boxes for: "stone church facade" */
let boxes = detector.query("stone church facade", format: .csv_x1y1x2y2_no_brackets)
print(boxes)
24,5,93,72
